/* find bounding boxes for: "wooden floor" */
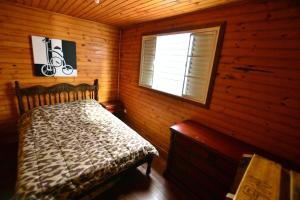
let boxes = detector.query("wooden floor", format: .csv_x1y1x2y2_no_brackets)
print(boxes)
97,157,197,200
0,142,17,200
0,143,195,200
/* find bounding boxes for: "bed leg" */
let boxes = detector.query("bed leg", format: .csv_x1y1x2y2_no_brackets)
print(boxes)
146,157,153,176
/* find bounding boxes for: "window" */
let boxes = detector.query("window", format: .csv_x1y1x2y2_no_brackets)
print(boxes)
139,24,224,106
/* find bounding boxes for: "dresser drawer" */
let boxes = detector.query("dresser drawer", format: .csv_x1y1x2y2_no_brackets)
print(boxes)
172,146,229,185
170,154,228,200
173,133,234,186
175,133,212,160
215,155,238,176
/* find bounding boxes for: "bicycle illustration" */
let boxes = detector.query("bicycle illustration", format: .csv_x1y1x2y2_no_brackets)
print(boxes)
41,38,73,76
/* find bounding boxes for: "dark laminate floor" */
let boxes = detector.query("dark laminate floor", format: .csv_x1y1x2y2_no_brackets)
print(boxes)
0,142,195,200
0,142,18,200
97,158,197,200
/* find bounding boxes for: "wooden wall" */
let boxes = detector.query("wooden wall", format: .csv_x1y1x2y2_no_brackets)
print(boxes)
119,0,300,166
0,2,120,141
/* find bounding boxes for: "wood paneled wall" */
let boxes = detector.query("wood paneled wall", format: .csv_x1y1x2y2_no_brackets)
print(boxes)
0,2,120,141
119,0,300,166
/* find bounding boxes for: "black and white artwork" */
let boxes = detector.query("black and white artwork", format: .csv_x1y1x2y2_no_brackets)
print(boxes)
31,36,77,77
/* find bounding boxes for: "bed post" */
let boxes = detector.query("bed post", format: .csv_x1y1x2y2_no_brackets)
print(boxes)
15,81,24,115
94,79,99,101
146,156,153,176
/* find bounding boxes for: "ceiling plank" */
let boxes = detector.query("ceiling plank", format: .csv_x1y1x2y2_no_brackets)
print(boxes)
6,0,242,26
84,0,142,19
31,0,39,7
107,0,234,25
55,0,76,13
38,0,49,9
45,0,58,10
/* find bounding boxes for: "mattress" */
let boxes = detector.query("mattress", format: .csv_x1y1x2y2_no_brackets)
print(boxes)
15,99,158,199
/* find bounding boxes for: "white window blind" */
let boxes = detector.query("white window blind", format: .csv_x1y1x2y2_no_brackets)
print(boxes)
183,28,219,103
139,36,156,87
139,25,222,105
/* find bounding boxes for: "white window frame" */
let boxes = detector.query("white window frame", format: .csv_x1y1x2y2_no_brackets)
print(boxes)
138,23,225,107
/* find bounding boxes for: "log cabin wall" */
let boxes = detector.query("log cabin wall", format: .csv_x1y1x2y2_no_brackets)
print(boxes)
0,2,120,141
119,0,300,166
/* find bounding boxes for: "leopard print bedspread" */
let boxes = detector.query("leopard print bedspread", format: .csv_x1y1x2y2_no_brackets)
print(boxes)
14,100,158,200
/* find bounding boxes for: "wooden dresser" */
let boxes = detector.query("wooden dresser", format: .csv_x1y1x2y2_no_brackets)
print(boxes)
165,120,256,200
100,100,124,118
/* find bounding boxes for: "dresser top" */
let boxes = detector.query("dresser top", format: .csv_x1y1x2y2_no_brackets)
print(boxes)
170,120,255,161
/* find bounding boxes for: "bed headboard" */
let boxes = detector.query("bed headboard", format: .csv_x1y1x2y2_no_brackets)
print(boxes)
15,79,99,115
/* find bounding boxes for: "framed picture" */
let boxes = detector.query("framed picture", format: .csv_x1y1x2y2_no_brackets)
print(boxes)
31,36,77,77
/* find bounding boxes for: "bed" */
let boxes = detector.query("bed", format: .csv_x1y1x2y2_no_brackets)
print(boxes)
14,79,159,200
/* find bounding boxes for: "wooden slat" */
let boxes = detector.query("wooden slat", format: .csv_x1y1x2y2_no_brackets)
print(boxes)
4,0,241,26
53,0,72,13
0,3,119,35
37,0,49,9
101,0,228,24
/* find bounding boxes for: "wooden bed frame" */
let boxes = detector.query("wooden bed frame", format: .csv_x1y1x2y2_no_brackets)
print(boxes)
14,79,153,198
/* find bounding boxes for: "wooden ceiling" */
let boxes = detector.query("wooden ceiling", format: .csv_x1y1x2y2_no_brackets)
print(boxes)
6,0,240,27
